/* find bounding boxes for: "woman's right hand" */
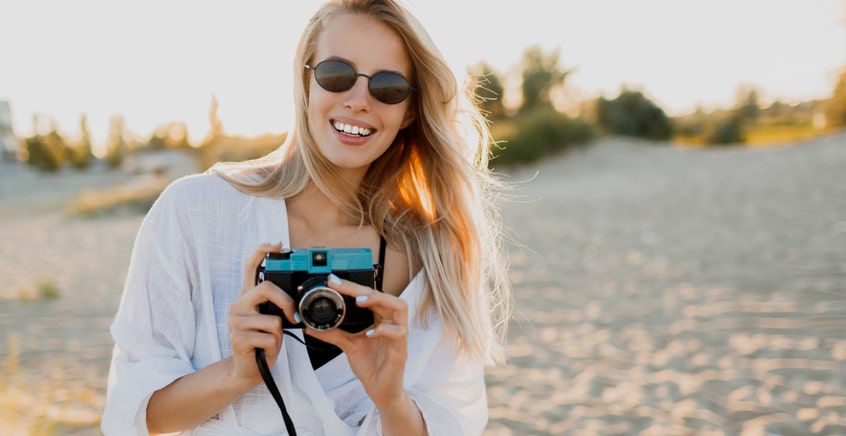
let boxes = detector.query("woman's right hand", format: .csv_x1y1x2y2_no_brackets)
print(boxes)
226,242,297,388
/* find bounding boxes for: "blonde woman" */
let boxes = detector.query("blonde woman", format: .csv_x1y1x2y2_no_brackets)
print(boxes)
102,0,511,434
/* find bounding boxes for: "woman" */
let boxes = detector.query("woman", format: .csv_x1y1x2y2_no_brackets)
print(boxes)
102,0,511,434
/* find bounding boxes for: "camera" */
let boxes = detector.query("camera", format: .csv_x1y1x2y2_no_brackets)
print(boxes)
256,247,376,332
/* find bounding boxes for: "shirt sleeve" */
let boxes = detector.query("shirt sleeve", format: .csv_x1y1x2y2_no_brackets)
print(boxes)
101,182,201,435
358,326,489,436
410,329,488,435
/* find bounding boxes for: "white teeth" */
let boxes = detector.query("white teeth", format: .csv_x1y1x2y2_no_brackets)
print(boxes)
333,121,372,137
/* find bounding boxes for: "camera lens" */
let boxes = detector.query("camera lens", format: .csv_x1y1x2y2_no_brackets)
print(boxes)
299,286,345,331
309,297,336,323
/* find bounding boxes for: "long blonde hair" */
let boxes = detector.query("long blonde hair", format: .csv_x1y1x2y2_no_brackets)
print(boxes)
211,0,511,363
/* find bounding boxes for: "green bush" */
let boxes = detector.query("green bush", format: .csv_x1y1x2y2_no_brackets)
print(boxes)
25,131,67,172
493,109,595,167
596,90,673,140
66,143,93,170
36,278,61,299
703,113,745,145
25,136,59,171
17,277,61,301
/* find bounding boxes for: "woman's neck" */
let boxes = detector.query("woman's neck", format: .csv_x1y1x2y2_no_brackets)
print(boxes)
285,181,379,250
287,182,359,231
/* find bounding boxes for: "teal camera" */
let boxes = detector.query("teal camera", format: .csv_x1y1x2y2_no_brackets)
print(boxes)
257,248,376,332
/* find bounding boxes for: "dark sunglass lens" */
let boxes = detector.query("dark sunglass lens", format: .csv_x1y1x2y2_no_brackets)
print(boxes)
315,60,356,92
370,72,411,104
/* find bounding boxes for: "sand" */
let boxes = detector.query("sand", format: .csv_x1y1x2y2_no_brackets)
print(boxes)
1,135,845,435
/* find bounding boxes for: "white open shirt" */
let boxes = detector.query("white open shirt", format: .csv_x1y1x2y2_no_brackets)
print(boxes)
101,174,487,435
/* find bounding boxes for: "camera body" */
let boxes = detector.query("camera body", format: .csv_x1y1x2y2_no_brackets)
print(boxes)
257,247,375,332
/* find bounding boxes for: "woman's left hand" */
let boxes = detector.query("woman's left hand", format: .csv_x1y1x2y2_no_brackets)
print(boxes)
306,274,409,409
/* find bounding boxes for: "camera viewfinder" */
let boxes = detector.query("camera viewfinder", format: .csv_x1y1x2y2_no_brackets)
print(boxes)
311,250,329,267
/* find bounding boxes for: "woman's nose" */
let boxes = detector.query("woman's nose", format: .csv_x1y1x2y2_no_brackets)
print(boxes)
343,76,372,112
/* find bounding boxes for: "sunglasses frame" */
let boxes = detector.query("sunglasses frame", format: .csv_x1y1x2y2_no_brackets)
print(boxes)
305,59,417,105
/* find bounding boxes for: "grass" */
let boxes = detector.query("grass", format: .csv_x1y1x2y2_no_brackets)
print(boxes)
744,122,818,147
673,123,821,148
17,277,61,301
37,278,61,299
68,173,170,216
1,335,103,435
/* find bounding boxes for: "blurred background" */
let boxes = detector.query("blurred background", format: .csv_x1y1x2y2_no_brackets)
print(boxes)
1,0,845,434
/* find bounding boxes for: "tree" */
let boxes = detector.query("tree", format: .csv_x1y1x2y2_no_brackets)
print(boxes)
25,114,67,171
165,122,191,148
734,84,760,123
105,114,126,168
202,94,225,147
826,68,846,130
67,114,93,169
518,46,570,114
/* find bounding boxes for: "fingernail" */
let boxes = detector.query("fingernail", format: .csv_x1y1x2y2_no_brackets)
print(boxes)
356,295,369,303
365,328,375,337
328,274,341,285
293,312,302,324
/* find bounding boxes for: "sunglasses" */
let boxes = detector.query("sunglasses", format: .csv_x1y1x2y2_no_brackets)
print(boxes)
305,59,416,105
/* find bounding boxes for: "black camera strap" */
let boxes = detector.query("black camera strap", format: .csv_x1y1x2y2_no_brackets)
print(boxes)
255,347,297,435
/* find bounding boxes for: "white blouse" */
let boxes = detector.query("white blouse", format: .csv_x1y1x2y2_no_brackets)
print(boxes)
101,173,488,435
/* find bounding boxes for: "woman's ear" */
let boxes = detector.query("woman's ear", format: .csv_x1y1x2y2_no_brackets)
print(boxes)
401,109,416,129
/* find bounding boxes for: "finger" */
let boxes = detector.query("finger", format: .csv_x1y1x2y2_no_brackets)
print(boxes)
325,275,409,326
231,281,298,325
324,273,372,298
305,327,350,349
363,323,407,341
231,280,281,312
348,290,409,326
325,274,407,313
228,310,284,336
229,327,282,353
241,242,284,293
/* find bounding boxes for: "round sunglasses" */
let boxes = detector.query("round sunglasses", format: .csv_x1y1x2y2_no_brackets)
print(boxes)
305,59,416,105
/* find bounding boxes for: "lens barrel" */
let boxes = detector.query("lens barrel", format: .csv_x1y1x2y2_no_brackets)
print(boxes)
299,286,345,331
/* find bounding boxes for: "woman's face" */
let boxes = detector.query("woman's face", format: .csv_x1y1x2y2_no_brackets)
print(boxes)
306,13,414,178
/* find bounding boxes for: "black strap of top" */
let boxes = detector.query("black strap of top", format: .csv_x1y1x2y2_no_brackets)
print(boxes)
375,235,387,292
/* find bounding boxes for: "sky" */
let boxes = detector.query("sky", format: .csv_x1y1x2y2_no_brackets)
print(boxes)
0,0,844,149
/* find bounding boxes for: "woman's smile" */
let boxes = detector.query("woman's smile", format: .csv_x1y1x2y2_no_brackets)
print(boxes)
332,119,374,138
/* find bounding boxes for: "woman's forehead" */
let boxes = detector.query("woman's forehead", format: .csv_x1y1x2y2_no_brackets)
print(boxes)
314,13,412,75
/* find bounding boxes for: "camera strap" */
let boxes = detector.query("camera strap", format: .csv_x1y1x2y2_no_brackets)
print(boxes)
255,348,298,435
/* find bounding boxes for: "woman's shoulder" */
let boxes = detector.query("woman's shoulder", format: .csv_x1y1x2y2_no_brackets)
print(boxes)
159,172,235,198
149,173,251,219
156,173,251,207
153,172,286,224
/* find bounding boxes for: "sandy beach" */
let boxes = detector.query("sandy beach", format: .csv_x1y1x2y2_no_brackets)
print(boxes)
1,135,845,435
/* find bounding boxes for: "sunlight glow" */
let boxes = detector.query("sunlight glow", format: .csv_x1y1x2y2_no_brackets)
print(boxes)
0,0,843,147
